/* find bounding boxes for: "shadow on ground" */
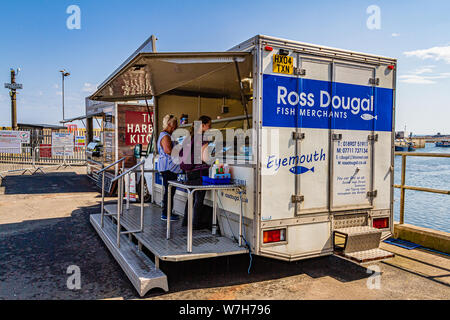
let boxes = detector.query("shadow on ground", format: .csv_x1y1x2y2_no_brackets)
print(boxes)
0,171,98,195
0,200,374,300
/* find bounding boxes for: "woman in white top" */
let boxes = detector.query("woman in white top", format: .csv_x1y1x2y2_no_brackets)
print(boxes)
157,115,182,221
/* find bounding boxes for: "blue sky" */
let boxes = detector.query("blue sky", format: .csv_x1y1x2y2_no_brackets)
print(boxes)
1,0,449,134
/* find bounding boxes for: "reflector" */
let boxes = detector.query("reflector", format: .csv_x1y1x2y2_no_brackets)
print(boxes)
373,217,389,229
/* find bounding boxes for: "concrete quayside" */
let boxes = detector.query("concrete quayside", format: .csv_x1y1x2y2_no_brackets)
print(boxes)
0,167,448,300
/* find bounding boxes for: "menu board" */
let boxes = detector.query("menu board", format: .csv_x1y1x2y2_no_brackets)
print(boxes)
104,113,115,163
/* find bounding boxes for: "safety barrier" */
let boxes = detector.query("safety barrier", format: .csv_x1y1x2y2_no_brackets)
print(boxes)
33,145,86,166
0,147,36,177
0,145,86,178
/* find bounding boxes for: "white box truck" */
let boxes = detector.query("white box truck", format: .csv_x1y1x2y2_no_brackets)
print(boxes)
88,35,396,296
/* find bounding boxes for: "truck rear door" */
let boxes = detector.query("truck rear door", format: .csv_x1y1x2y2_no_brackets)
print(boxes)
330,63,377,211
259,50,334,259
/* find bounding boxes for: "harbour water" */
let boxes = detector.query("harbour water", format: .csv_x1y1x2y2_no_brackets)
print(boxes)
394,143,450,233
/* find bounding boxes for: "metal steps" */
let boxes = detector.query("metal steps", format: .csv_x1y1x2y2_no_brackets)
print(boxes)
334,226,394,264
90,213,169,297
335,248,394,264
104,203,248,262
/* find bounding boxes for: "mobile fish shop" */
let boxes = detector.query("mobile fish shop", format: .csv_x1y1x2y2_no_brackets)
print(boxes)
87,34,396,296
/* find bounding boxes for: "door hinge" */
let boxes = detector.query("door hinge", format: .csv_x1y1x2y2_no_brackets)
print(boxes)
293,67,306,76
368,134,378,142
369,78,380,86
367,190,378,198
291,195,304,203
292,132,305,140
332,133,342,141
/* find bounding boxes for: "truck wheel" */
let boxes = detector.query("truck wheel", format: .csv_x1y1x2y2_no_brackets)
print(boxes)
138,179,151,203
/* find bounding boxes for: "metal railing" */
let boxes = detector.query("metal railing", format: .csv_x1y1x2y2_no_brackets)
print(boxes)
394,152,450,224
0,147,35,177
0,145,86,178
33,145,86,166
98,157,127,228
100,158,146,248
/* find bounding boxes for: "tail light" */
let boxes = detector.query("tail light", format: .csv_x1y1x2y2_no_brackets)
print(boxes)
373,217,389,229
263,229,286,244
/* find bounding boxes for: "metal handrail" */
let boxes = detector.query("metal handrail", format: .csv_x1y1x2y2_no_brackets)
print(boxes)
394,152,450,224
112,159,146,248
111,159,145,182
87,159,104,166
97,156,127,174
100,156,127,228
395,152,450,158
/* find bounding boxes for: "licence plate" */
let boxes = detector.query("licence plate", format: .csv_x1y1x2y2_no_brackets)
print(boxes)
273,54,293,74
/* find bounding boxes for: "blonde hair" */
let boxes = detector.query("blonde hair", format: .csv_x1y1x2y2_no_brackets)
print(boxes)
162,114,178,130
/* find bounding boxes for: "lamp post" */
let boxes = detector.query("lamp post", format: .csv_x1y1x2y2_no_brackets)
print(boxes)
59,70,70,121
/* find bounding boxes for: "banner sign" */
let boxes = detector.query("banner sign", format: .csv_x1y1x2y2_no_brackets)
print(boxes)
0,137,21,154
262,74,393,132
125,111,153,146
0,130,30,144
39,144,52,158
75,136,86,147
52,132,74,156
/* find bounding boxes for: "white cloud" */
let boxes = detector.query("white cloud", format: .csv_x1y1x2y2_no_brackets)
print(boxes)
399,65,450,84
399,75,436,84
82,82,97,93
404,45,450,64
391,33,400,37
53,84,59,89
413,66,435,74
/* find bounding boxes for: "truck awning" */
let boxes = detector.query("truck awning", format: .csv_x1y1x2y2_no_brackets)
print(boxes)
89,52,252,102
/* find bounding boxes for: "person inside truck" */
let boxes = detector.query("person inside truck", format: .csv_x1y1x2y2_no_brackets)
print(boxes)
180,115,212,229
157,114,182,221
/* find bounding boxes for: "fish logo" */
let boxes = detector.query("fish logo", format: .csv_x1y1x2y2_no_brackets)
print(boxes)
361,114,377,121
289,166,314,175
